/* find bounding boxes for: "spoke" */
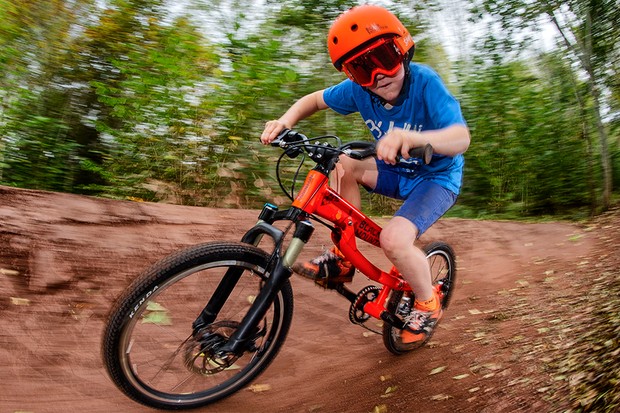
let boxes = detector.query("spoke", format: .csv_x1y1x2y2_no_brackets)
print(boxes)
150,334,193,383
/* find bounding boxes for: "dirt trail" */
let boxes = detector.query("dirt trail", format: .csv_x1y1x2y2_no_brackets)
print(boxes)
0,185,613,413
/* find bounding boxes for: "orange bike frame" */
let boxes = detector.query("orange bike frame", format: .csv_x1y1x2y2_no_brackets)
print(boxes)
292,170,411,319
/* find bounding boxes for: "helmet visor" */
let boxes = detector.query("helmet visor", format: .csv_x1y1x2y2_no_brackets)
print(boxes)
341,37,404,87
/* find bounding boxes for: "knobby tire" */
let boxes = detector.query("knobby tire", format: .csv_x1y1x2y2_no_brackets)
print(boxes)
101,241,294,410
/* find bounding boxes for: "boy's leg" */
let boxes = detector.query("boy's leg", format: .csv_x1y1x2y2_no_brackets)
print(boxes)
332,155,379,208
381,217,434,300
379,180,457,342
380,179,457,299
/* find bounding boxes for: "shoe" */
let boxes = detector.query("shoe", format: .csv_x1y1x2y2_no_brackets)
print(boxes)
400,293,443,344
292,247,355,286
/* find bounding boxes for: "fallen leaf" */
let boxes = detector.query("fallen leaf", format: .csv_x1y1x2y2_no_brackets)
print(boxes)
0,268,20,276
372,404,388,413
248,383,271,393
142,311,171,325
146,302,167,312
453,374,470,380
483,363,503,371
10,297,30,306
429,366,447,375
382,385,398,397
430,394,451,401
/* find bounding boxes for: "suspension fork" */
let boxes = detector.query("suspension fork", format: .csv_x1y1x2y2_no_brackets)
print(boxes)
193,204,314,355
192,204,284,332
219,217,314,355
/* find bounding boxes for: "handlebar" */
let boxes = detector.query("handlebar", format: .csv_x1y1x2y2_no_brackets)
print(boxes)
271,129,433,165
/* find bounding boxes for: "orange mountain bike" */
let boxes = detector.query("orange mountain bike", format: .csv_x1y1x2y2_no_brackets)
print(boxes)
102,129,456,410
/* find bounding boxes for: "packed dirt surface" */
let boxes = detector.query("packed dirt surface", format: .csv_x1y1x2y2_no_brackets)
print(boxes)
1,185,618,413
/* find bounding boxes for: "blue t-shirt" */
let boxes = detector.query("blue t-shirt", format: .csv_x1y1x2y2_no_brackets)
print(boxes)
323,63,466,195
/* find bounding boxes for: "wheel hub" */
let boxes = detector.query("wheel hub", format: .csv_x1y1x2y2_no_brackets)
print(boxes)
182,321,240,375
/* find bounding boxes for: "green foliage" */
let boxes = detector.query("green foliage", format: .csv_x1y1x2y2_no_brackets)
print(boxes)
0,0,98,191
459,52,593,216
2,113,77,191
0,0,617,215
84,7,221,200
467,0,619,211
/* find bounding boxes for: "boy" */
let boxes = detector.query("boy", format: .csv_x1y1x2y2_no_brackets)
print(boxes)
261,4,470,344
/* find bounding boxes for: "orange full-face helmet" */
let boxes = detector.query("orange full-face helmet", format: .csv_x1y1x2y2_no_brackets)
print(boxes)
327,5,415,87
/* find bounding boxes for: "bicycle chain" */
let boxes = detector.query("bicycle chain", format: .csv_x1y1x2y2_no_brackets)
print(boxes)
348,285,383,335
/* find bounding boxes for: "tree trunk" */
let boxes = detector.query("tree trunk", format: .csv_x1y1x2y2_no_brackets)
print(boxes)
550,9,613,211
589,83,613,210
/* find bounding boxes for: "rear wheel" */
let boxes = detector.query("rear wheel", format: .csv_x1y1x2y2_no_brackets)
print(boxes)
102,241,293,409
382,241,456,355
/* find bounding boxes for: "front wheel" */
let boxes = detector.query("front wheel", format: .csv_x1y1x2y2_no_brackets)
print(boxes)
102,241,294,410
382,241,456,355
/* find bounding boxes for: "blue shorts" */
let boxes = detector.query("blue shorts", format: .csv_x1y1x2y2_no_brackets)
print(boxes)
370,161,457,237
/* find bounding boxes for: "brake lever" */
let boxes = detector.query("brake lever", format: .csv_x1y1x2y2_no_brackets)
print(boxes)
270,129,309,158
269,128,291,147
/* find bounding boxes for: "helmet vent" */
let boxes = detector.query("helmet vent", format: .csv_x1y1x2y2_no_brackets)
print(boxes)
350,24,358,32
332,37,338,45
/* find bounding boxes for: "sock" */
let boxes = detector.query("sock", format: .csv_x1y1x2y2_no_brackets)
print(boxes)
414,294,439,312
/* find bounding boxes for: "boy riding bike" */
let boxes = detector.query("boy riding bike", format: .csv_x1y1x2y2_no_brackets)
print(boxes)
261,4,470,344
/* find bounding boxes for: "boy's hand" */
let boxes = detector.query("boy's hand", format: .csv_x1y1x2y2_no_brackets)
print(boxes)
376,129,418,165
261,120,289,144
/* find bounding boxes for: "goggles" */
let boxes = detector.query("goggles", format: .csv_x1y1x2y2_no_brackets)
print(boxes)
341,37,405,87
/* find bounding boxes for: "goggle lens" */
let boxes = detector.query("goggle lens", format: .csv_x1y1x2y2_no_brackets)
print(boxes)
342,38,404,87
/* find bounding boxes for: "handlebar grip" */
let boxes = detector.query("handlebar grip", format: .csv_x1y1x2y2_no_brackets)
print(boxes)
408,144,433,165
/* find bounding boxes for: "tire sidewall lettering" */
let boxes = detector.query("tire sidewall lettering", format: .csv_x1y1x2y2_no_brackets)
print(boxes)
129,285,159,319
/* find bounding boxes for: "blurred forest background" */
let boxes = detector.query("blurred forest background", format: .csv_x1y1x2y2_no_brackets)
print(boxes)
1,0,618,219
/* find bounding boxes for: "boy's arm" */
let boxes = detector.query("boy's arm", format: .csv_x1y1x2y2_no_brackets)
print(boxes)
377,124,470,165
261,90,328,144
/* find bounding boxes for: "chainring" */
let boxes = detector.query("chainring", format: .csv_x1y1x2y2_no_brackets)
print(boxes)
348,285,382,335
